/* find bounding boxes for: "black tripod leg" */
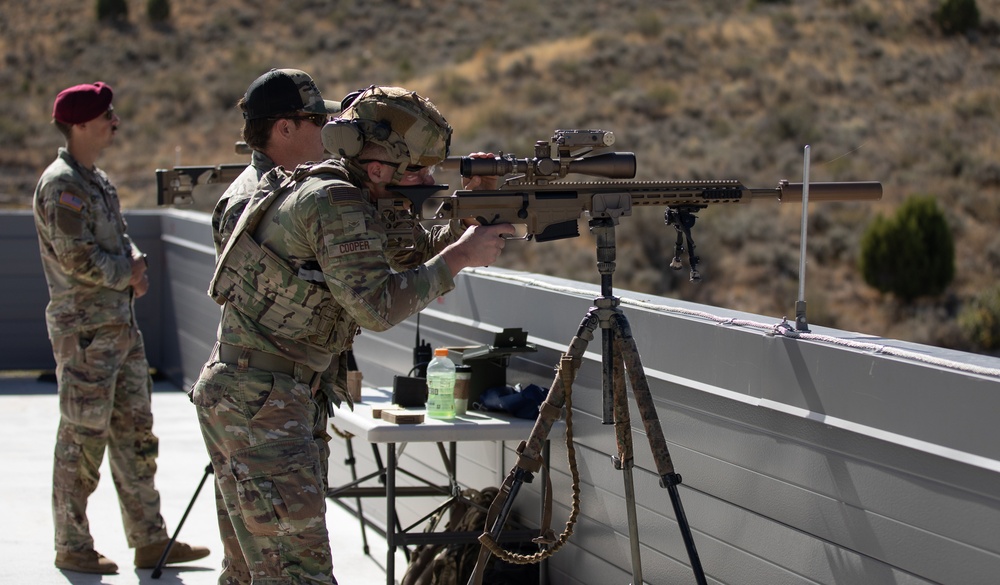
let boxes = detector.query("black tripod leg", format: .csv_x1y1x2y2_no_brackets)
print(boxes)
151,463,212,579
613,314,707,585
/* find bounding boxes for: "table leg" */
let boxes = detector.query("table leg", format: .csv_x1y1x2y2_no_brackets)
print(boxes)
386,442,396,585
344,437,371,555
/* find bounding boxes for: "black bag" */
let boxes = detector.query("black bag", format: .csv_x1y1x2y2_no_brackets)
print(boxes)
401,487,496,585
479,541,540,585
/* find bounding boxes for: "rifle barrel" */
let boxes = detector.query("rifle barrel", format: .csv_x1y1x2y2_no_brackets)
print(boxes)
440,156,462,171
765,181,882,202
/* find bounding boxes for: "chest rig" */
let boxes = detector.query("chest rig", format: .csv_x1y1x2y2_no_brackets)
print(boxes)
209,161,356,351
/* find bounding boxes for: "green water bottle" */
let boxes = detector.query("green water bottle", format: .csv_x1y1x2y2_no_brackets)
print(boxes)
425,348,456,419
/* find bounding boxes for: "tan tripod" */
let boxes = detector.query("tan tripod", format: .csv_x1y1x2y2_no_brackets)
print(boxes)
467,217,707,585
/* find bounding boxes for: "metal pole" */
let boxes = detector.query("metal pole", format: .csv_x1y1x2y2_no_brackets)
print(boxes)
795,145,811,332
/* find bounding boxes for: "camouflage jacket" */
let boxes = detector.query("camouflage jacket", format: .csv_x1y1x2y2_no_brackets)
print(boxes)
32,147,139,336
211,160,463,373
208,151,462,263
210,149,276,256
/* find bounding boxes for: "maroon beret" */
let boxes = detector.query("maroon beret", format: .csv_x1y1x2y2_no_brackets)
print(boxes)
52,82,114,125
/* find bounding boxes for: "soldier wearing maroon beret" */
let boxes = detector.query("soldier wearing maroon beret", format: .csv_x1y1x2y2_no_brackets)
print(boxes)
33,82,210,575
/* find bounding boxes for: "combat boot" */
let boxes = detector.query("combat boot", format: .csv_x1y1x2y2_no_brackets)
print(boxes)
134,540,211,569
55,549,119,574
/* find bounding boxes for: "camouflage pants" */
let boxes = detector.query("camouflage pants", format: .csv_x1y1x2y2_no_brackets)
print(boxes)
192,360,336,585
51,323,168,552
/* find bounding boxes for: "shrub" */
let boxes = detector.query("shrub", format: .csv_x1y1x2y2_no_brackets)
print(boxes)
933,0,980,35
859,195,955,302
148,0,170,22
96,0,128,21
959,286,1000,351
635,11,664,39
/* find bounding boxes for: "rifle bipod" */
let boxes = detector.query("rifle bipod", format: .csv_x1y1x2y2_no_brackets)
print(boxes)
466,218,707,585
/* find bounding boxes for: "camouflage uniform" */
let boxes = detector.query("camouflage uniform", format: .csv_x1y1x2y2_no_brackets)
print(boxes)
33,147,169,554
193,159,464,584
205,147,276,582
211,149,276,256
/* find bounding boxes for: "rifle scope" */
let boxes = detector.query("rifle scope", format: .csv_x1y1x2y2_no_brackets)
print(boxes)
460,152,637,180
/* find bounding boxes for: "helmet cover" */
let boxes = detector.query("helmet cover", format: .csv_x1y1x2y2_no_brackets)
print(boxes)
338,86,452,169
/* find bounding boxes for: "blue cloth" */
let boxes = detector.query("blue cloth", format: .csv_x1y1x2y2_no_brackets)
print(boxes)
475,384,548,419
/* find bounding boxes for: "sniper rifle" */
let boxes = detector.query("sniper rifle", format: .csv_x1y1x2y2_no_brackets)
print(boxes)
155,142,252,206
386,129,882,281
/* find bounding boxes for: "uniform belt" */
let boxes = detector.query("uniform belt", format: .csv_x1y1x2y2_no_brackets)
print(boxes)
217,343,319,386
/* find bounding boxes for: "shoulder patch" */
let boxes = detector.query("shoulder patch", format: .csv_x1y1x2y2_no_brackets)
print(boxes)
325,185,365,205
57,191,85,213
342,211,367,236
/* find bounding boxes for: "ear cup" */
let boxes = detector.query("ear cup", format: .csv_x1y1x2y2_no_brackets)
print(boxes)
321,119,364,158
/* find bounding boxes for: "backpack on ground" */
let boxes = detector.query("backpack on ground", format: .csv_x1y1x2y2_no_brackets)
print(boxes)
401,487,497,585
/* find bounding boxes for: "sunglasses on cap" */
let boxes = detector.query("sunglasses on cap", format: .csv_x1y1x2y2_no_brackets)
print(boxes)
270,113,328,127
357,160,429,174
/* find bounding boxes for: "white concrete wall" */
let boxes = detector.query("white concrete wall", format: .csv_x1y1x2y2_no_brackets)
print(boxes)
3,210,999,585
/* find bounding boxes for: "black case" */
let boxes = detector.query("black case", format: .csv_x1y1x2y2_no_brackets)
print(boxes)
392,375,428,407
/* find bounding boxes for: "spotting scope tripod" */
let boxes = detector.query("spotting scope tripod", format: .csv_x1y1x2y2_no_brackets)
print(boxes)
466,215,707,585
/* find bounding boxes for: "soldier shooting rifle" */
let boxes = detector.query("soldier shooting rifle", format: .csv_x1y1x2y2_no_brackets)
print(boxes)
158,129,881,584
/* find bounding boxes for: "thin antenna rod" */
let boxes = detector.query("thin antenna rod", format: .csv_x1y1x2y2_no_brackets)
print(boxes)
795,145,811,332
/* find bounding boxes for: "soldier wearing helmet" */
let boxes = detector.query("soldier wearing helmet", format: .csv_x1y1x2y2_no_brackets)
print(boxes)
192,85,511,584
326,84,497,194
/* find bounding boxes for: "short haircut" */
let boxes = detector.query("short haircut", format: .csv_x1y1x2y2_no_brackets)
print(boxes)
241,120,272,151
53,119,73,140
237,96,291,151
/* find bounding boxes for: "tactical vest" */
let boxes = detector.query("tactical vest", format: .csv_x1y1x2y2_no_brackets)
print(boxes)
209,161,354,350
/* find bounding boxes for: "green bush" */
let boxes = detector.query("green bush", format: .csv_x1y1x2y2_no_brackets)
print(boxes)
959,286,1000,351
147,0,170,22
96,0,128,21
859,195,955,302
934,0,980,35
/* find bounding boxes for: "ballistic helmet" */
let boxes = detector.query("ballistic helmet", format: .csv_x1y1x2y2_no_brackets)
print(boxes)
322,86,452,180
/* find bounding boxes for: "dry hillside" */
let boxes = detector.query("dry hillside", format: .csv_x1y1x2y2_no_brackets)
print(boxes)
2,0,999,352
